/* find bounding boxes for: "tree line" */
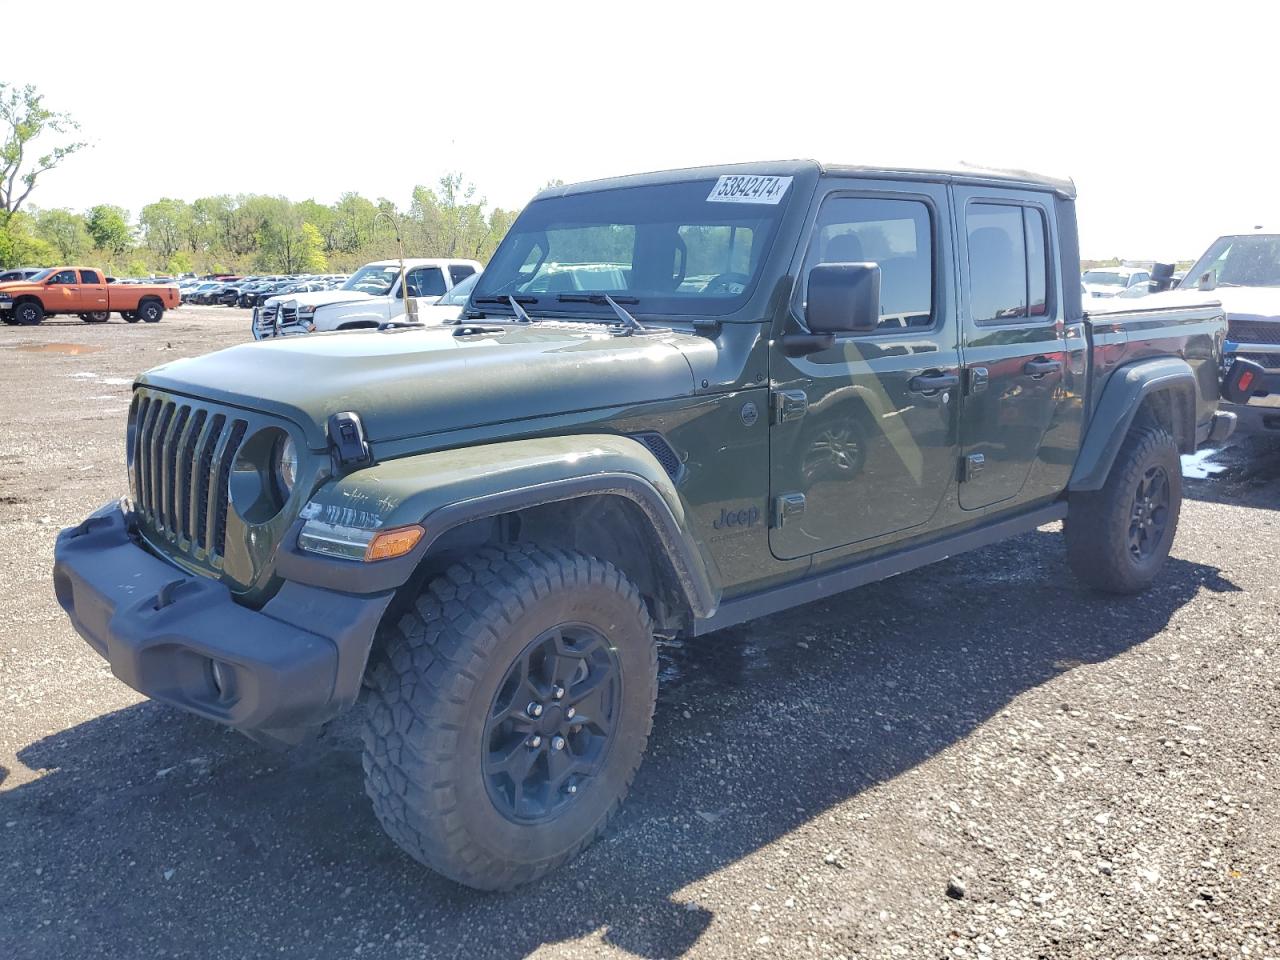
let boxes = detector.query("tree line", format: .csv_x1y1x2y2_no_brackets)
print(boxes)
0,175,522,276
0,80,523,276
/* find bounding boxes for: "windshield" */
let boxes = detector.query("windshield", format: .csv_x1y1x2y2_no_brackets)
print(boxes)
472,177,791,317
24,269,54,282
1082,270,1128,286
439,272,480,306
342,264,400,296
1183,234,1280,288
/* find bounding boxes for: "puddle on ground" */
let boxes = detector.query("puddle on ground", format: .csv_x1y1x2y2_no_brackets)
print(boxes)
1182,448,1228,479
14,342,105,355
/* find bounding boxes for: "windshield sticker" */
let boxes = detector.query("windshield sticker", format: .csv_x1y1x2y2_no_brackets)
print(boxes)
706,175,792,205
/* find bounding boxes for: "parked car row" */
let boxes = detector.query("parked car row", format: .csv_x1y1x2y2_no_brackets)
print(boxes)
181,275,350,308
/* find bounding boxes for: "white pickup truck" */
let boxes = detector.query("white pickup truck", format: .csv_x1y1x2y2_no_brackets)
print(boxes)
252,258,481,339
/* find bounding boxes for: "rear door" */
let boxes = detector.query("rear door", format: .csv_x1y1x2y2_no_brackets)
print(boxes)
954,188,1068,510
79,269,108,311
769,180,961,560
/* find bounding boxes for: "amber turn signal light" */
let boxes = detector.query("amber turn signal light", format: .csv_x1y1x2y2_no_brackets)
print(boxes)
364,524,425,562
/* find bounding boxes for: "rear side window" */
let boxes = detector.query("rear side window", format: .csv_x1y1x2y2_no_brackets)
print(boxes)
404,267,446,298
79,269,101,284
448,264,475,285
795,195,934,332
967,203,1050,323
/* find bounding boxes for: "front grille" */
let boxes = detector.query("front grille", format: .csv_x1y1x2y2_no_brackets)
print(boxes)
1228,319,1280,345
130,392,248,561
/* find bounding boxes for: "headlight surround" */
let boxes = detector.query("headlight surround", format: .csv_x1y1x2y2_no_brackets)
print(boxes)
298,303,317,315
274,434,297,500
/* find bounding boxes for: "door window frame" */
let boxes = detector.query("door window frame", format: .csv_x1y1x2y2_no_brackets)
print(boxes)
961,197,1057,327
788,187,945,338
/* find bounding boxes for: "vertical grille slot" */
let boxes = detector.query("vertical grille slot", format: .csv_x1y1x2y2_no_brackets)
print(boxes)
178,409,208,541
147,402,174,523
130,395,151,507
195,414,227,551
213,421,248,556
163,406,191,533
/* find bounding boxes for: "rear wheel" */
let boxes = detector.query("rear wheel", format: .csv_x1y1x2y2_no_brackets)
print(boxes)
138,300,163,323
13,300,43,326
1066,424,1182,593
362,545,658,890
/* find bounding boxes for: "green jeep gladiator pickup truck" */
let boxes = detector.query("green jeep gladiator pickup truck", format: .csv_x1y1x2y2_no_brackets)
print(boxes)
53,160,1235,889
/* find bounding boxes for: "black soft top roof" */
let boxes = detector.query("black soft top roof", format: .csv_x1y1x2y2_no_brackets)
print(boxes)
536,159,1076,201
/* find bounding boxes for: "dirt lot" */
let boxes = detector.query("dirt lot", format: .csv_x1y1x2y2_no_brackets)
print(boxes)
2,306,1279,959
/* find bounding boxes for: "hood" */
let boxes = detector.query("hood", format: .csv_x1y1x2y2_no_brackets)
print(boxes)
1131,285,1280,324
268,289,375,308
139,323,701,447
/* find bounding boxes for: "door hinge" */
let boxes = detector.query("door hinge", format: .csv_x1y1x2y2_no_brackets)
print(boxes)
771,389,808,424
967,366,989,394
772,492,806,528
960,453,986,482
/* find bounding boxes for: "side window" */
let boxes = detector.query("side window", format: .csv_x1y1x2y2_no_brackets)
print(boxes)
79,269,101,284
404,267,446,298
50,269,78,285
967,203,1051,323
795,196,934,331
448,264,475,285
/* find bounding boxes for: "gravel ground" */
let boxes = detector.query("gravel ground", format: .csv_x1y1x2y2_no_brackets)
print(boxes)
2,307,1279,959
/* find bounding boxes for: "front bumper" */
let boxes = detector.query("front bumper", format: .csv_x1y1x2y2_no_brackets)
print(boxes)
1224,349,1280,435
53,502,393,742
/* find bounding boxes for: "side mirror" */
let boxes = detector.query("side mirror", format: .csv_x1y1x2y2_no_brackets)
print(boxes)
1197,270,1217,292
1150,262,1175,293
806,262,880,335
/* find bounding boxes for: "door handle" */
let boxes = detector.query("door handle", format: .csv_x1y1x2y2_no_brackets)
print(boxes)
1023,358,1062,377
908,371,960,393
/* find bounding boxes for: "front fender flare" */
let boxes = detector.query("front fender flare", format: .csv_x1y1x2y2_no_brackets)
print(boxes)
1069,356,1197,491
276,434,719,619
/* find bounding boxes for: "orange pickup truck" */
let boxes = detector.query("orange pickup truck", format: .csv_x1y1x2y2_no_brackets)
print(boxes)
0,267,180,325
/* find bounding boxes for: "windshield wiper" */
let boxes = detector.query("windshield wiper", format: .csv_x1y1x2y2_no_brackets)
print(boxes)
555,294,646,335
471,294,540,322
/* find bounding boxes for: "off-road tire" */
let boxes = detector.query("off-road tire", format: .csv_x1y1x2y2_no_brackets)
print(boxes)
121,311,139,323
362,545,658,890
13,300,43,325
138,300,163,323
1066,425,1182,593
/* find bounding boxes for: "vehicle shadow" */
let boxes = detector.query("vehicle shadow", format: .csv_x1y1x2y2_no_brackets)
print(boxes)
3,530,1239,960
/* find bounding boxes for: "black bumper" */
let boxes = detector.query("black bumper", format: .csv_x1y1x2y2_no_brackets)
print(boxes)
53,502,393,741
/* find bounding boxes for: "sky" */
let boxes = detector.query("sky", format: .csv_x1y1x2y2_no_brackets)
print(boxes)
5,0,1278,261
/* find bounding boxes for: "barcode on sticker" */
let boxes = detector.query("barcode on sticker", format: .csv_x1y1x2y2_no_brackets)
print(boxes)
706,175,792,204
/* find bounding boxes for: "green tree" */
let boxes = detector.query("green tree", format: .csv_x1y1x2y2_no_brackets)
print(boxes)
0,83,87,222
0,210,56,267
86,204,132,255
139,198,187,260
34,208,90,260
167,251,194,275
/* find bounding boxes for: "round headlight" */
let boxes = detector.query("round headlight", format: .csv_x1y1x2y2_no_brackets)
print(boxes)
274,435,297,499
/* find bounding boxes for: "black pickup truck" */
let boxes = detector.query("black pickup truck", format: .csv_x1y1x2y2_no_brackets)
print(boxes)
54,160,1234,889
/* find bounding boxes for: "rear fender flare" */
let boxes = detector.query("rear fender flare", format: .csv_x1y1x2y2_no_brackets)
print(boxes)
1069,356,1197,491
277,434,720,620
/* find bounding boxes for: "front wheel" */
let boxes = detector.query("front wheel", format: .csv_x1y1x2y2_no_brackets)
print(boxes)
13,300,43,325
362,545,657,890
83,311,109,323
1066,424,1182,593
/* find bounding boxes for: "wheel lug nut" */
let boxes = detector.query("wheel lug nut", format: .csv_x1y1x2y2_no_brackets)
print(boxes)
566,707,576,719
552,686,565,700
551,736,566,751
564,782,578,795
528,735,542,749
527,702,543,718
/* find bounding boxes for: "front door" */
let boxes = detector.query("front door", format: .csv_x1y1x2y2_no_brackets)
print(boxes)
769,182,961,560
46,268,82,311
954,188,1068,510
